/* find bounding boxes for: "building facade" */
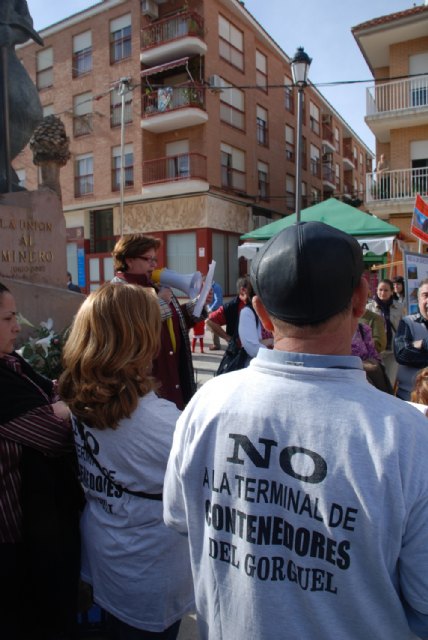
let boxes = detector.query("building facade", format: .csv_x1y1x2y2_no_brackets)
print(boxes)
16,0,372,293
353,3,428,249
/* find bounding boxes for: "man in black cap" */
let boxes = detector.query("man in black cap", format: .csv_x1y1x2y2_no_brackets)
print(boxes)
164,222,428,640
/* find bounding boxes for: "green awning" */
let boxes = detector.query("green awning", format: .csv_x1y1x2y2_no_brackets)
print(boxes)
241,198,400,241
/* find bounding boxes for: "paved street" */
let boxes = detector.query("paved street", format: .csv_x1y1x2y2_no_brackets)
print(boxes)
191,334,225,389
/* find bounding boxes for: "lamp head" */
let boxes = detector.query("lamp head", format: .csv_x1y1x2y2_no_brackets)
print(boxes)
291,47,312,86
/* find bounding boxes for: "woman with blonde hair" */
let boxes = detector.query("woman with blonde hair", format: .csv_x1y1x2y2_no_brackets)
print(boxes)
59,283,194,639
411,368,428,408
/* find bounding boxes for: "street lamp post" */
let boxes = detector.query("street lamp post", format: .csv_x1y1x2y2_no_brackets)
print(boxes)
291,47,312,223
118,76,131,236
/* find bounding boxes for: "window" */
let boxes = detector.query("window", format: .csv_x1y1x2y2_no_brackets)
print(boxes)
410,53,428,106
221,143,245,191
310,144,320,177
309,102,320,135
311,186,321,204
219,77,245,129
73,31,92,77
353,146,358,168
256,50,267,92
110,14,131,63
335,163,340,189
73,92,93,137
302,136,307,169
218,15,244,70
284,76,294,113
110,87,133,126
42,104,55,117
257,161,269,200
285,174,295,210
334,127,340,152
75,153,93,197
285,125,295,162
359,152,363,168
301,181,308,208
36,47,53,89
166,140,190,180
90,209,114,253
167,233,197,276
256,105,268,145
112,144,134,191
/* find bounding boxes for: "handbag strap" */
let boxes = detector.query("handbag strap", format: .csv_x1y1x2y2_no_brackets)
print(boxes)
75,419,162,501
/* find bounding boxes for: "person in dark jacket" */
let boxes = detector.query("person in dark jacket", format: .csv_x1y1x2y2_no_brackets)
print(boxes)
206,276,251,348
111,234,207,409
0,282,81,640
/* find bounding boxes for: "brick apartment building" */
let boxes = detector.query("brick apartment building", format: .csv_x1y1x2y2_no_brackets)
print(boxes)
353,2,428,249
15,0,372,293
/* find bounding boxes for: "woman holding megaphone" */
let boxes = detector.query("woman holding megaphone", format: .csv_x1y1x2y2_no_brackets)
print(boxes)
112,234,207,409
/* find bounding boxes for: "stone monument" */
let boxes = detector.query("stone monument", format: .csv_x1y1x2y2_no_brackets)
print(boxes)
0,1,84,332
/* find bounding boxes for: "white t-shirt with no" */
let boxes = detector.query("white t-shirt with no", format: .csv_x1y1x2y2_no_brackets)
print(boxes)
73,391,194,632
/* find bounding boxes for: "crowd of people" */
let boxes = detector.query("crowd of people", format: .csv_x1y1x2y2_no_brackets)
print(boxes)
2,226,428,639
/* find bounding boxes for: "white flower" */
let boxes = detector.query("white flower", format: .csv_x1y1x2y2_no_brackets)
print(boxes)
35,332,55,355
40,318,54,331
16,312,34,328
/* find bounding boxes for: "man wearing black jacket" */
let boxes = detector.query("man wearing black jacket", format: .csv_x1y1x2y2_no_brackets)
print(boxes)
206,276,250,349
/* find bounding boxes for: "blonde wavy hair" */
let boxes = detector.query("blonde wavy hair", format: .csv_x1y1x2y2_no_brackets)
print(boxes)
59,283,161,429
411,367,428,406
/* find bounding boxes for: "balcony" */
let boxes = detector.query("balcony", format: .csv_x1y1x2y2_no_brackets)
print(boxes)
343,181,354,197
366,76,428,142
310,158,321,179
366,167,428,204
322,164,335,190
343,139,356,170
141,85,207,133
322,123,335,153
141,152,208,198
141,12,207,66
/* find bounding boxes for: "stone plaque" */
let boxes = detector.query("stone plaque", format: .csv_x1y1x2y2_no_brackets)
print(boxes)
0,190,67,288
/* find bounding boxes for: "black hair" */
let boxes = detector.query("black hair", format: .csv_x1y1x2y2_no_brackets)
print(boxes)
392,275,405,299
236,275,251,294
0,282,10,296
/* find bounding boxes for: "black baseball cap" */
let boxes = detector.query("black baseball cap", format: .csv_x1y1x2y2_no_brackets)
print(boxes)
250,221,364,325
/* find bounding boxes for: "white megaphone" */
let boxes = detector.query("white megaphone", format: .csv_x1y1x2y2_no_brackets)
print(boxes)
152,268,203,299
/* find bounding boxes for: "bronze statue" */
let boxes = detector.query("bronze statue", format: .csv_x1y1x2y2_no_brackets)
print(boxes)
0,0,44,192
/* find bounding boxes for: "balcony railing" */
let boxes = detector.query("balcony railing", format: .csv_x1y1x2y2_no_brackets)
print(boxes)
142,11,204,50
73,114,93,137
322,122,334,145
310,159,321,179
343,140,356,167
344,181,354,196
366,167,428,202
367,76,428,116
143,85,205,116
142,152,207,185
323,164,335,184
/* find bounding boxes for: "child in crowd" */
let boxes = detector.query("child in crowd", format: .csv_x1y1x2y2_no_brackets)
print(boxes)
191,319,205,353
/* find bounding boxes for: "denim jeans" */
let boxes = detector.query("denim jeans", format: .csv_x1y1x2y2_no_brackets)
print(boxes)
107,614,181,640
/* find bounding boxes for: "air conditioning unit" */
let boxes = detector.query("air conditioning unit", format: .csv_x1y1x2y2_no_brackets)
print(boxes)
208,74,223,92
322,113,332,124
142,0,159,19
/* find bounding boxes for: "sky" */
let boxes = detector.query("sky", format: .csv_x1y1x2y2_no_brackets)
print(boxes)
27,0,420,152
